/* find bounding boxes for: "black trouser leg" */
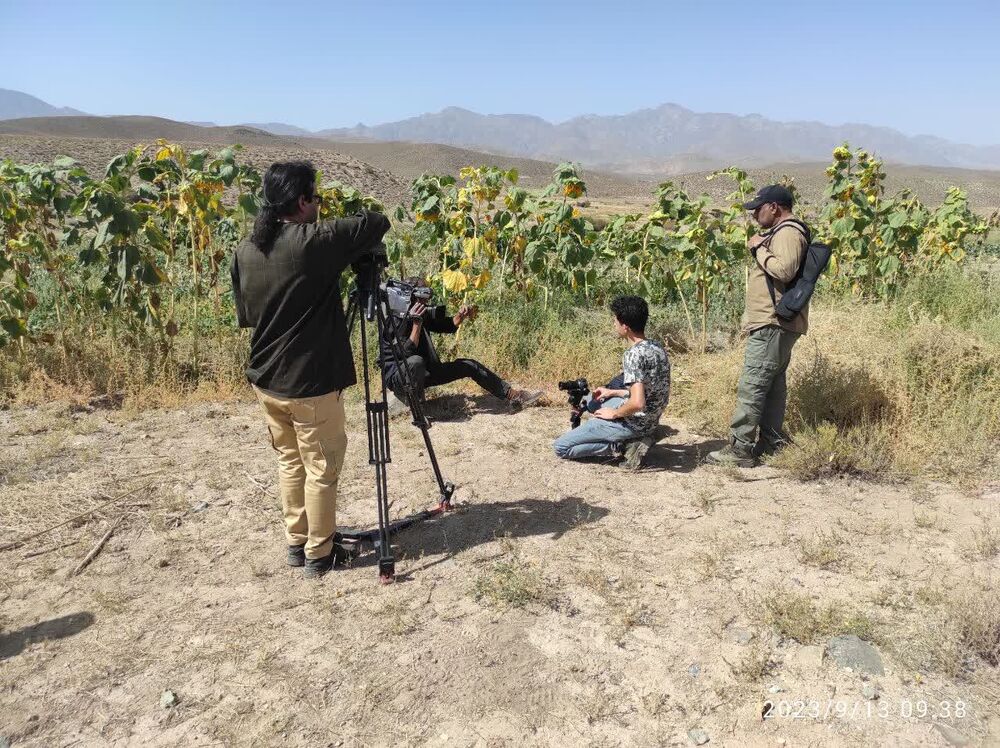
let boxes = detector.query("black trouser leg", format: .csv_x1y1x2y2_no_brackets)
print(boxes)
426,358,510,400
389,354,428,402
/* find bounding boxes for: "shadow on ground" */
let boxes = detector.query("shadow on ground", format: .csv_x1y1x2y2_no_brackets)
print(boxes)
642,436,728,473
413,393,523,423
0,612,95,661
352,495,610,578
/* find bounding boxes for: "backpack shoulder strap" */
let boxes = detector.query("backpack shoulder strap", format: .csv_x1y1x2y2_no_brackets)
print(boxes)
753,219,810,310
769,219,811,243
752,248,779,309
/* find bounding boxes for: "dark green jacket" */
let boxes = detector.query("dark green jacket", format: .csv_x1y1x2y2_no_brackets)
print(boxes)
231,211,390,398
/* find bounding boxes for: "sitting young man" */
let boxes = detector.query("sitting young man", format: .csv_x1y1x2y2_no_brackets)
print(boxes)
379,278,541,409
553,295,670,468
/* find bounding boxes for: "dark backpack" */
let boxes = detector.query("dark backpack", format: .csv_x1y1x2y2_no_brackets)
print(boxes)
755,220,831,321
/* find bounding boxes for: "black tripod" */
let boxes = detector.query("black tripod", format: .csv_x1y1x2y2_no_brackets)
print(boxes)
339,258,455,584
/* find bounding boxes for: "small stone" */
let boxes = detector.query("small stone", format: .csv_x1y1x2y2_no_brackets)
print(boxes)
768,685,783,694
156,558,170,568
160,689,178,709
688,728,710,745
861,683,879,701
190,500,210,513
825,635,885,675
935,723,969,747
687,663,701,678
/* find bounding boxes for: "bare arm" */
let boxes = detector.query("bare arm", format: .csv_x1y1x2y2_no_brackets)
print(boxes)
594,382,646,420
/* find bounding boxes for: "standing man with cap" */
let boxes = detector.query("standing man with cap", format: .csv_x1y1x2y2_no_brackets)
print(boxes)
232,161,390,577
707,185,809,467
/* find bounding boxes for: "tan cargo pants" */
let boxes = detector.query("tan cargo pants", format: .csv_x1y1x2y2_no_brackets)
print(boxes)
253,387,347,560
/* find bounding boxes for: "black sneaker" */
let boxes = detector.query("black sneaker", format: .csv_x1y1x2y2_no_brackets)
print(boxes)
287,544,306,567
302,543,352,579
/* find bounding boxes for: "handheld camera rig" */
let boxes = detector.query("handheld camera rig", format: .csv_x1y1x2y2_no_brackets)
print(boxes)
558,378,590,429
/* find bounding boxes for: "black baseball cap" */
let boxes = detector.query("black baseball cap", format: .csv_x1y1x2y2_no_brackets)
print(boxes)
743,184,794,211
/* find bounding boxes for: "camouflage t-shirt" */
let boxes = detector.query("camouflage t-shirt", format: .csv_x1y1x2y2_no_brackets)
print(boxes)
622,339,671,435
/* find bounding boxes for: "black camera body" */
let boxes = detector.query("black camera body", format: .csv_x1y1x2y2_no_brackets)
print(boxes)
384,279,434,319
558,378,590,428
353,242,390,321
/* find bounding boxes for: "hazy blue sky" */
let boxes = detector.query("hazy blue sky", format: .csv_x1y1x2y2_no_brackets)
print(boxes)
2,0,998,144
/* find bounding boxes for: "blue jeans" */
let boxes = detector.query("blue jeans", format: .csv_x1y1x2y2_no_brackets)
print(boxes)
552,397,639,460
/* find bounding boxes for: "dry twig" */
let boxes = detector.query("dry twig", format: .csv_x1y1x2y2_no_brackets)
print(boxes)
244,471,277,499
22,539,81,559
71,514,126,576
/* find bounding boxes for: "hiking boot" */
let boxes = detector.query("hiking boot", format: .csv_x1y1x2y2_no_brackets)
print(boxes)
508,388,543,408
705,444,756,468
303,542,353,578
287,544,306,567
624,436,655,470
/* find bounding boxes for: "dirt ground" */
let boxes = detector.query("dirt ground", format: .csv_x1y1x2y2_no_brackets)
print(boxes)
1,392,998,747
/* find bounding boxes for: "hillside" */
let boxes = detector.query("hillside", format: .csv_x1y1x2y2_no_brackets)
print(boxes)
0,88,87,120
3,115,1000,214
0,117,653,209
321,139,652,204
0,115,282,146
0,132,410,209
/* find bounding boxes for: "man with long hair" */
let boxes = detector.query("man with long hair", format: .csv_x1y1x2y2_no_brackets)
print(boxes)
231,161,389,577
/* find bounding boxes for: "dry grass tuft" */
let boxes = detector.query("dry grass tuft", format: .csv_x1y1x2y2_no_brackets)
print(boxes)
796,530,846,569
960,524,1000,561
472,549,552,610
771,422,896,481
758,590,877,645
729,641,776,683
896,580,1000,678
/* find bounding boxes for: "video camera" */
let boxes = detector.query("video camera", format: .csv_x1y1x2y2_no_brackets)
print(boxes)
383,278,453,330
384,279,435,319
558,378,590,428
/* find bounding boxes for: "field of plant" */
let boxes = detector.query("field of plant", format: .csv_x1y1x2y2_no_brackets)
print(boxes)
2,141,1000,485
1,141,993,353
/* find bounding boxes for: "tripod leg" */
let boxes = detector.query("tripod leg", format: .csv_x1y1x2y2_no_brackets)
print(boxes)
378,304,455,509
357,302,396,583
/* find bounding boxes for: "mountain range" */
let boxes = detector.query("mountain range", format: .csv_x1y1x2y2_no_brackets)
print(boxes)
2,88,999,173
0,88,87,119
316,105,1000,173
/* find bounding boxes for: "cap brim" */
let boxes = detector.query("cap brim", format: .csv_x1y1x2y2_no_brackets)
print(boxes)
742,197,766,210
